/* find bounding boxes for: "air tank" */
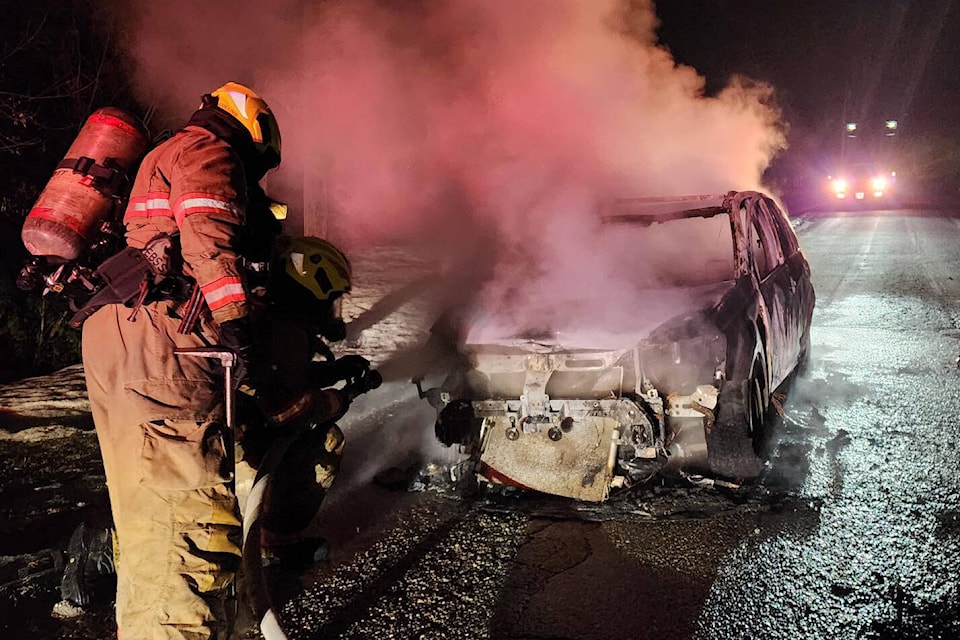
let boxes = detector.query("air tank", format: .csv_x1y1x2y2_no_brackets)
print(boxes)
21,107,148,260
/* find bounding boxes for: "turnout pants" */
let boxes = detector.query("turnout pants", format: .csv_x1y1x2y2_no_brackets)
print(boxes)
83,302,240,640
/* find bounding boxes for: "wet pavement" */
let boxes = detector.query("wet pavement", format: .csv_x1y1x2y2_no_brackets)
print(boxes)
709,211,960,640
3,209,960,639
284,210,960,639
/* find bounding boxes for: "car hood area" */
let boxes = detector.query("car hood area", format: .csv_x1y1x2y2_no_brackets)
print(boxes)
459,279,735,354
440,280,735,501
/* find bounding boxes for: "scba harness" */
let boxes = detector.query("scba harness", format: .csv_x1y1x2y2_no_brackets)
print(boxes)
67,232,193,329
16,110,182,327
17,106,280,334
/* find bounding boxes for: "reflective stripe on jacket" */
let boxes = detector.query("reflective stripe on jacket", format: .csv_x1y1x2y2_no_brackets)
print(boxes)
124,125,249,323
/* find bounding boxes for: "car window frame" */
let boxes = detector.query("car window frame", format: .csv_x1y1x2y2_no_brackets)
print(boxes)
760,198,799,259
748,201,784,281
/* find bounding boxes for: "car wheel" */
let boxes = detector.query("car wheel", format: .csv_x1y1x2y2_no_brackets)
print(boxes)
706,361,766,480
747,364,771,456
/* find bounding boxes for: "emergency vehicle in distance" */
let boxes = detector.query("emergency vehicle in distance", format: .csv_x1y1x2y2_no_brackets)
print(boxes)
826,118,902,207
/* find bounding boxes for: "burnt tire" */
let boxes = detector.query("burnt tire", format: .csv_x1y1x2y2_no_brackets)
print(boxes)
706,372,766,480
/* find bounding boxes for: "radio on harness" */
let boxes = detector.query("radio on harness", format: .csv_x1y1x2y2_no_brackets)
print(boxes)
66,233,188,328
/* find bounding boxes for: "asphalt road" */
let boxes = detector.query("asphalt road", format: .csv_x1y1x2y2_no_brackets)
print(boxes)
280,208,960,640
4,208,960,639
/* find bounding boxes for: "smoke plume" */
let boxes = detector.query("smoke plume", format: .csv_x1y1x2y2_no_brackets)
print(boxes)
110,0,787,343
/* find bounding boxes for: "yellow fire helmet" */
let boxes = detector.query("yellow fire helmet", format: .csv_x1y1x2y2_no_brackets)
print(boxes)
209,81,281,170
282,236,352,302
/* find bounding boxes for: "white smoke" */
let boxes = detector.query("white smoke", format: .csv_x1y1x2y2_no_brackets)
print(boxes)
109,0,787,343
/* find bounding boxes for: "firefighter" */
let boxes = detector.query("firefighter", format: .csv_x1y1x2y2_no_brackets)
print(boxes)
237,236,374,570
81,81,282,640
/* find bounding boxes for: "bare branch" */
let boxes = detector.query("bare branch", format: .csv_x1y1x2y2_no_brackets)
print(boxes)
0,13,49,62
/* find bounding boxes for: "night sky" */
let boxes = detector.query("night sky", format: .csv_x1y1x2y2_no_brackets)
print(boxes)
655,0,960,162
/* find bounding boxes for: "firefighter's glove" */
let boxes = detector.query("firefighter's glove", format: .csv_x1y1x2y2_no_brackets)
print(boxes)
332,355,381,401
342,367,383,402
306,354,370,390
333,355,371,384
218,317,255,392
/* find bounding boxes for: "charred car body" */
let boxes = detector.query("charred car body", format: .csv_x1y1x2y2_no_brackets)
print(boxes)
423,191,815,501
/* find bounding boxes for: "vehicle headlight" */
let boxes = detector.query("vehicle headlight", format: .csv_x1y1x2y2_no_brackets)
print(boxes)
871,176,888,191
832,178,848,194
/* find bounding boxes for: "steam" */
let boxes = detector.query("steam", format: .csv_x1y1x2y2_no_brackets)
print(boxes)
104,0,790,494
110,0,786,342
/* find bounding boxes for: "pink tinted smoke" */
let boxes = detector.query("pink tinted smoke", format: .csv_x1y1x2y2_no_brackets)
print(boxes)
290,0,784,245
112,0,786,344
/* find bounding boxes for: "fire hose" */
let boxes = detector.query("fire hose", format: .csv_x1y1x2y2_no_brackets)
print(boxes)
175,346,382,640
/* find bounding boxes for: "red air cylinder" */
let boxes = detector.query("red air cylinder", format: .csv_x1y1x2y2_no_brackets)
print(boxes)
21,107,148,260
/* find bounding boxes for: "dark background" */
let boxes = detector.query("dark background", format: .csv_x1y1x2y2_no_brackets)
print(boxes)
656,0,960,205
2,0,959,382
0,1,138,382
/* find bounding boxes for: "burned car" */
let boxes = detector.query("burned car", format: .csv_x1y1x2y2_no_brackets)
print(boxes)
422,191,814,501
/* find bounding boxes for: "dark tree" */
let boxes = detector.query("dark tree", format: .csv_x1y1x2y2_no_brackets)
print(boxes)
0,0,142,382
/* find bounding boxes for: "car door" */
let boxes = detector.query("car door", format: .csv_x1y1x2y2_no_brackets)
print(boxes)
745,198,794,389
763,197,815,358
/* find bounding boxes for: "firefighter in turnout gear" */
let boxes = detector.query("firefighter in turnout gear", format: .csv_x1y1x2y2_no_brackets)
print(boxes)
81,81,282,640
237,236,373,569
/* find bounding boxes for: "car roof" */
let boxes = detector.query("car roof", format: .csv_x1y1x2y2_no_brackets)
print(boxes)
600,193,730,226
